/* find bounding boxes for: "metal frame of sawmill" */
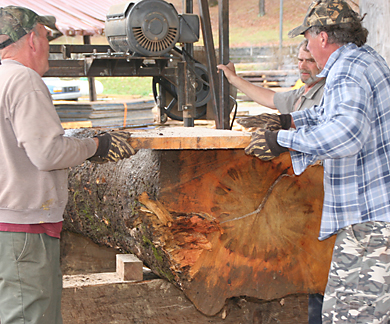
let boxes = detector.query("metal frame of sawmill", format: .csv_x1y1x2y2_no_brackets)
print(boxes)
45,0,231,129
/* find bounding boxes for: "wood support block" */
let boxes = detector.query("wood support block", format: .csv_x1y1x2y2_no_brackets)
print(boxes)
116,254,143,281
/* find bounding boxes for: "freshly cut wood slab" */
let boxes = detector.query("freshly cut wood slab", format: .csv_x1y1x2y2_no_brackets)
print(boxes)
129,127,252,150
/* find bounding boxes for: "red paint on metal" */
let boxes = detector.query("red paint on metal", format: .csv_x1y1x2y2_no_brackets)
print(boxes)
0,0,121,36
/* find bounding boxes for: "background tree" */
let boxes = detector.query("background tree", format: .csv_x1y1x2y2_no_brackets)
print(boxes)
259,0,265,16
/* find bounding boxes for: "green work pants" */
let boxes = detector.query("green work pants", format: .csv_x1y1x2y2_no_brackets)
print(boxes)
0,232,63,324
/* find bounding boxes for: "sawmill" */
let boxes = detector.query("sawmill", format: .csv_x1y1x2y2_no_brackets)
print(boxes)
0,0,387,323
44,0,231,128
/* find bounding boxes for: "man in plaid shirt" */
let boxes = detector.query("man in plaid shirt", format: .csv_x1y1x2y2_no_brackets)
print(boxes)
246,1,390,323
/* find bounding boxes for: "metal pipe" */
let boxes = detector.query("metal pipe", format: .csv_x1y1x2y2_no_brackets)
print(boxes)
177,61,186,115
279,0,283,54
83,35,97,102
198,0,221,129
183,0,195,127
219,0,230,129
185,0,193,14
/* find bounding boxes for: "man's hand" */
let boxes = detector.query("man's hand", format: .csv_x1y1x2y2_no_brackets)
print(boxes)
238,113,282,131
245,129,275,161
89,131,135,163
217,62,237,84
237,113,292,132
245,129,289,161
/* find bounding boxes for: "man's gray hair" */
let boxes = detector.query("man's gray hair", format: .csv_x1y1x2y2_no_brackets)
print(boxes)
307,20,368,47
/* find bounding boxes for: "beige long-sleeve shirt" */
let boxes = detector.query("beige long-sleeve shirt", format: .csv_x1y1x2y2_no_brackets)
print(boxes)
0,60,97,224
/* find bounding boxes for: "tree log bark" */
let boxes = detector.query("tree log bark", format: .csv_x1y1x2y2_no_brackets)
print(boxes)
64,129,334,316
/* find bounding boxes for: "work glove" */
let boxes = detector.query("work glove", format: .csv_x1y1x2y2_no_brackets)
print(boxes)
89,131,135,163
237,113,291,131
245,129,289,161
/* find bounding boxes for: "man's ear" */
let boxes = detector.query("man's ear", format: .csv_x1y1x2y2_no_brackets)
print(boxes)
27,31,36,51
319,31,329,48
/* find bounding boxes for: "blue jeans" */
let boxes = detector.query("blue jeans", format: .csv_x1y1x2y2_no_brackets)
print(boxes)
309,293,324,324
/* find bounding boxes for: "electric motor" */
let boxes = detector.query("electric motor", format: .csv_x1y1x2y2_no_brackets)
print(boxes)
106,0,199,56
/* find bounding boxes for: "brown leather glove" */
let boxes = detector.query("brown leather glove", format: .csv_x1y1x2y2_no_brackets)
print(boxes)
245,129,289,161
89,131,135,163
237,113,291,131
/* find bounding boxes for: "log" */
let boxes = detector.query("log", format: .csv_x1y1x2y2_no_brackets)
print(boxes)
64,128,335,316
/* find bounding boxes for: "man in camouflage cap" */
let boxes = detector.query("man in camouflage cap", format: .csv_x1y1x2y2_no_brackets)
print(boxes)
243,1,390,323
288,0,360,38
0,6,61,49
0,6,135,324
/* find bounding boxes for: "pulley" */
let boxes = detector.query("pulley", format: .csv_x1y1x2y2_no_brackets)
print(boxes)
153,62,211,121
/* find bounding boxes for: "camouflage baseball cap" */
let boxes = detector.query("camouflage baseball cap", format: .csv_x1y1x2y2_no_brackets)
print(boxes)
0,6,61,49
288,0,360,38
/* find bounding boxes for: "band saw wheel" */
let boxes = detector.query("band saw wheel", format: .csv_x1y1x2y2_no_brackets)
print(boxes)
152,62,211,121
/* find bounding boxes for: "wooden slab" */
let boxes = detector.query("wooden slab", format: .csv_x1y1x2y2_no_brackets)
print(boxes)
129,127,252,150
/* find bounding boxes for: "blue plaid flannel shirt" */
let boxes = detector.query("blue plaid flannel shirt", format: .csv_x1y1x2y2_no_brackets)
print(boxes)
277,43,390,240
